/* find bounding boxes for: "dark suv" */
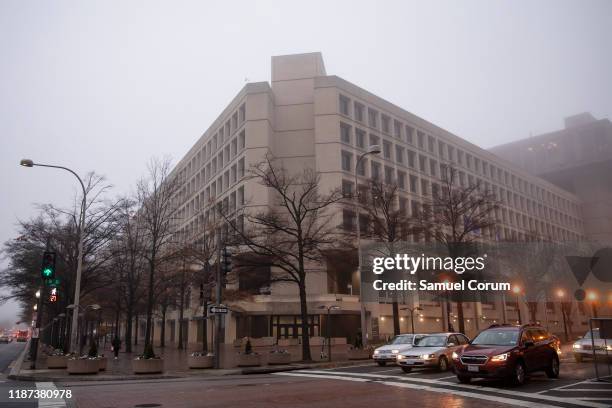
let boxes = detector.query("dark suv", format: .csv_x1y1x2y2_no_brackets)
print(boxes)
452,324,560,385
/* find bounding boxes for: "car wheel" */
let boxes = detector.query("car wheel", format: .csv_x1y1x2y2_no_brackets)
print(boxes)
457,375,471,384
545,355,560,378
438,356,448,371
377,361,386,367
511,362,526,386
401,366,412,373
574,354,583,363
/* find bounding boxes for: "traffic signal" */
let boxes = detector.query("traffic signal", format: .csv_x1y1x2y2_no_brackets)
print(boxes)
221,247,232,274
49,287,58,303
41,251,56,280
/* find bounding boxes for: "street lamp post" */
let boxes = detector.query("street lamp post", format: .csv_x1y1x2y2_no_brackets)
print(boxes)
513,285,522,325
400,306,422,334
319,305,340,362
353,145,381,347
21,159,87,354
556,289,569,342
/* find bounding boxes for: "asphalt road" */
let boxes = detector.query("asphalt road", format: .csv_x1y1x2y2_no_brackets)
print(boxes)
0,341,38,407
58,359,612,408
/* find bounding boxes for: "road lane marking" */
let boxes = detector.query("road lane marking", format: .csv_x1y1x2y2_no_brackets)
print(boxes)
296,370,610,408
36,382,67,408
276,372,561,408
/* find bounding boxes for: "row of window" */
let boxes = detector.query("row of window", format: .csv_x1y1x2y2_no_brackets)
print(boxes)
338,94,579,215
340,146,581,231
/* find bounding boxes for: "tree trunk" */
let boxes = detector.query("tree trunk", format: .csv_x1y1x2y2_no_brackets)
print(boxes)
202,301,208,354
134,313,138,346
457,301,465,334
178,265,186,350
114,309,120,339
125,308,133,353
392,301,400,336
298,279,312,362
160,306,167,348
144,258,155,349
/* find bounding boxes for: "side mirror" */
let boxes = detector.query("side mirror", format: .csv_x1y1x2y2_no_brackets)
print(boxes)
447,343,456,347
524,340,534,348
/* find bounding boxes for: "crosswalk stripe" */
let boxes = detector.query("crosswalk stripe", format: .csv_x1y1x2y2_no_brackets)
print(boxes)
290,370,610,408
36,382,67,408
276,372,561,408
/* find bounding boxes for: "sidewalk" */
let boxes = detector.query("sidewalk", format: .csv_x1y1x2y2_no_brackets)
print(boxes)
10,341,372,382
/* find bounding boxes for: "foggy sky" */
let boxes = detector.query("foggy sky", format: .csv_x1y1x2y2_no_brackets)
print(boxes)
1,0,611,326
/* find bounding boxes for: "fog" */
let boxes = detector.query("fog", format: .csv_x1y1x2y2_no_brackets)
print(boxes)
1,0,611,325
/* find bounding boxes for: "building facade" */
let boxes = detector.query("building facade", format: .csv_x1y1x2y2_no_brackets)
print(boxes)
151,53,606,350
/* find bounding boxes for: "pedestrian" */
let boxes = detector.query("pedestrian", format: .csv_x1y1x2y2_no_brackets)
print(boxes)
112,336,121,360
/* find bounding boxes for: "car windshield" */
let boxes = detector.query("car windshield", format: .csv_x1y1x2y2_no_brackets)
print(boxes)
415,336,446,347
391,335,414,345
471,330,518,346
583,330,602,340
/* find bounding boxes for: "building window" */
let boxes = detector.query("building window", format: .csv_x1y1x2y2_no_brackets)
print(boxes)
407,150,416,168
369,134,379,147
238,131,245,150
429,159,437,177
239,104,246,123
428,136,435,153
356,128,365,148
354,102,364,122
339,94,350,116
396,146,404,164
371,162,381,180
340,123,351,144
419,155,427,172
417,131,425,149
409,175,418,193
342,180,354,197
342,210,356,231
406,126,414,144
397,171,406,189
421,179,429,196
356,158,366,176
382,140,392,159
368,108,378,128
381,115,390,133
341,151,353,171
384,166,394,184
394,120,402,139
238,158,245,178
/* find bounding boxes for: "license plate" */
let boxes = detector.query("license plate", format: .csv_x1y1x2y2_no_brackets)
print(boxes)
467,365,479,372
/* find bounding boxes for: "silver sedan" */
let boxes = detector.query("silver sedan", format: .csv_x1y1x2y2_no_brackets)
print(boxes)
396,332,469,372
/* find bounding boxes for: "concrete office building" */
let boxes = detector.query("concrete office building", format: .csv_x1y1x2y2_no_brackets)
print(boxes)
151,53,600,350
489,113,612,243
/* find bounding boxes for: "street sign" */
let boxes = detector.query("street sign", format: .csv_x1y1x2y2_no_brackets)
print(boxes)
208,304,228,314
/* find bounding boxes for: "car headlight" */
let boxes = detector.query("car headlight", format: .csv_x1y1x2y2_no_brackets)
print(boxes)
392,349,400,354
374,350,380,355
606,345,612,351
491,353,509,362
573,343,581,349
452,351,459,360
421,354,436,360
397,354,404,360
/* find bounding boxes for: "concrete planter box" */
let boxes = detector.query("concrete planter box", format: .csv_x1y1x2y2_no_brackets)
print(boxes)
67,359,99,375
347,349,370,360
47,355,68,369
268,353,291,365
188,355,214,369
132,358,163,374
237,353,261,367
98,357,107,371
278,338,299,347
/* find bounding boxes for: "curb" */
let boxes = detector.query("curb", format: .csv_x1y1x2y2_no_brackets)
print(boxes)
7,339,31,380
9,359,374,382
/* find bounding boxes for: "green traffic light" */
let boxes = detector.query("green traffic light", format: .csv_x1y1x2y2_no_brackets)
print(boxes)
42,268,53,277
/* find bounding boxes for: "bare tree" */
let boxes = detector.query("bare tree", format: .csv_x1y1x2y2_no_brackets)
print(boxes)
356,179,414,335
413,165,499,334
223,155,343,362
136,158,182,354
